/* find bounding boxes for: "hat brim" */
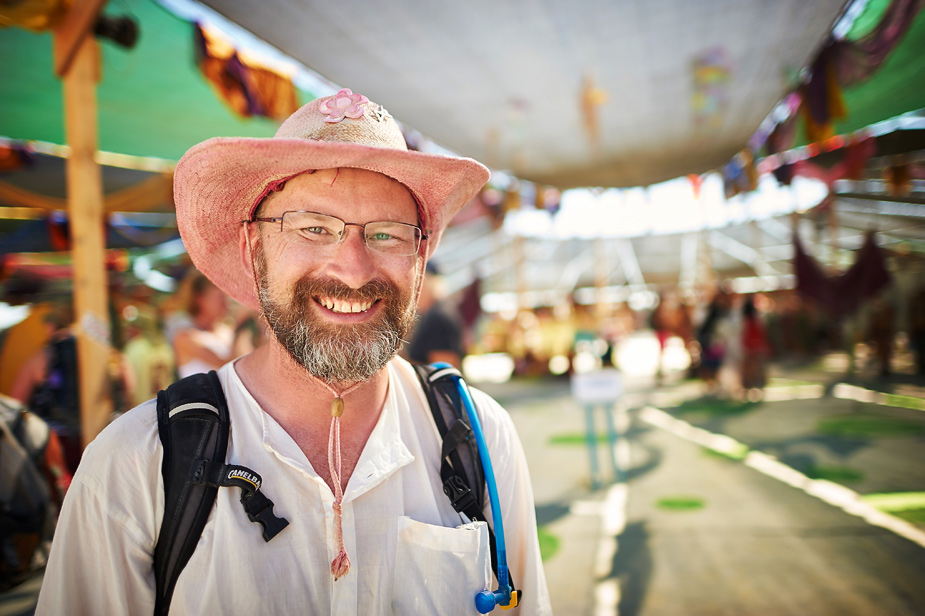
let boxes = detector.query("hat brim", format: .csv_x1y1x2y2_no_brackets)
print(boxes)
174,137,490,309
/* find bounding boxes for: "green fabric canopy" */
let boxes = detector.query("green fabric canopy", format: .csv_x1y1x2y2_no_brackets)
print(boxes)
0,0,316,161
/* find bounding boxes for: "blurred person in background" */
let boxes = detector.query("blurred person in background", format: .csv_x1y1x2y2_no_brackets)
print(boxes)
406,262,465,369
10,303,82,473
122,307,175,407
695,292,733,396
10,302,134,473
868,293,895,378
650,290,693,383
170,270,235,378
740,296,769,398
910,285,925,376
232,309,271,357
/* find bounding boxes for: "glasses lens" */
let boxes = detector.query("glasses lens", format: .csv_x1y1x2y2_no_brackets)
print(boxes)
282,212,343,245
364,222,421,256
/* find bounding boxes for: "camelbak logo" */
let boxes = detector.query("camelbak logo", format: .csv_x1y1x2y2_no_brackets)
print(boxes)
227,468,261,491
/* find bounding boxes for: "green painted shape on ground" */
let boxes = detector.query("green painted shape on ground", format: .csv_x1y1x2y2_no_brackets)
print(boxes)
816,414,925,437
883,393,925,412
669,397,759,417
537,526,561,562
656,496,705,511
702,445,749,461
805,464,864,483
891,509,925,524
861,492,925,512
548,433,613,446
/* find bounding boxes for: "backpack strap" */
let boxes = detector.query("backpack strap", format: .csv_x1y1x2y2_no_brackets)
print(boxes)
413,363,518,598
153,371,289,616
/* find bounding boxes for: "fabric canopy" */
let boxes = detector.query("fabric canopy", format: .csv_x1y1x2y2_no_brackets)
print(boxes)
197,0,859,188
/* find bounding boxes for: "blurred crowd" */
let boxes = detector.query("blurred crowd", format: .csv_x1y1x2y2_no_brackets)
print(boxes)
462,281,925,398
3,265,925,478
0,269,266,474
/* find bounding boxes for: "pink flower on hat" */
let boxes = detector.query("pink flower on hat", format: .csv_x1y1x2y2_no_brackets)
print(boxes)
319,89,370,123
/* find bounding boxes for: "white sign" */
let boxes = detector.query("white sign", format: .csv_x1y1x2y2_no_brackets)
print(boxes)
571,369,623,404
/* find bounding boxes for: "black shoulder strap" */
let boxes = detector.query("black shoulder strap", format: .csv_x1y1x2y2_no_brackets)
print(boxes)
413,363,516,593
153,371,288,616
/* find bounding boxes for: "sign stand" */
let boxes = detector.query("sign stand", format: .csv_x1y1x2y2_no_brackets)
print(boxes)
572,369,624,489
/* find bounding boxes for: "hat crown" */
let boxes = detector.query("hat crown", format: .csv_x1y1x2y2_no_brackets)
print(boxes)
275,89,407,151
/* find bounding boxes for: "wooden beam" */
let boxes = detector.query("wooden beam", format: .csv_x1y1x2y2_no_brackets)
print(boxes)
60,34,112,448
0,171,174,213
53,0,109,77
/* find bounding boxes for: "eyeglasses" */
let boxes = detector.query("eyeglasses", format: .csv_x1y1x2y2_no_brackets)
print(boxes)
249,210,428,257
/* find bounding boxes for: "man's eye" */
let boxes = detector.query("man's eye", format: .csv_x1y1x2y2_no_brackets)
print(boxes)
370,232,393,241
304,226,328,235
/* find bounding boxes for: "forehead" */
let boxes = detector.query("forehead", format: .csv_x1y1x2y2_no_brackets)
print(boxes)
264,168,418,222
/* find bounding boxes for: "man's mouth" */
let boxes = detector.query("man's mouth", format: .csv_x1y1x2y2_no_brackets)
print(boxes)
316,296,376,314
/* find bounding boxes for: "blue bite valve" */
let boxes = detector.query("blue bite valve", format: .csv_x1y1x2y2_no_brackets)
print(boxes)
475,590,509,614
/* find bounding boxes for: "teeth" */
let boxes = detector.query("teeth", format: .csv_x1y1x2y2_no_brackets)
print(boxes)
318,297,372,313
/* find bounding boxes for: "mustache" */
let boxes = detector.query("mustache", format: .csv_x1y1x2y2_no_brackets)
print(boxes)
292,276,398,304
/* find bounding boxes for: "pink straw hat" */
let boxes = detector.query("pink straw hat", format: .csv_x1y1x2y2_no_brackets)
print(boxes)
174,88,490,309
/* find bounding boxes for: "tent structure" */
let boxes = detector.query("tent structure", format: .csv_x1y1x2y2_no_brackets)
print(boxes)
197,0,852,188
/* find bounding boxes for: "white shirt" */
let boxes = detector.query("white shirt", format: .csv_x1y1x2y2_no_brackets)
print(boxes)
36,357,551,615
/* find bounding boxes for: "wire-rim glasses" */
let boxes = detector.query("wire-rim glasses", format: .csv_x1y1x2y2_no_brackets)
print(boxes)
250,210,427,257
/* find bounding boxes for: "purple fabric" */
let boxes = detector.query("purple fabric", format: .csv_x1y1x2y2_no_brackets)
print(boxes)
794,235,835,307
794,233,892,316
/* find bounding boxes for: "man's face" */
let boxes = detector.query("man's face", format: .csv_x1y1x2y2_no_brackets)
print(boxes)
252,168,423,384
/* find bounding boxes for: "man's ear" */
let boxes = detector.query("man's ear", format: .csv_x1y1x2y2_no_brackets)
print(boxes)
239,223,256,279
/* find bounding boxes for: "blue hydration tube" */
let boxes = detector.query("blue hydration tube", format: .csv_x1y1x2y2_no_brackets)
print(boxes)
432,362,515,613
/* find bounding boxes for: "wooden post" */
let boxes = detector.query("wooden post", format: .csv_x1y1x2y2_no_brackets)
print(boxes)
61,34,112,447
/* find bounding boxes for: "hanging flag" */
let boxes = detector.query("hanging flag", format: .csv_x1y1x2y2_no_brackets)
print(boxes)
193,22,299,121
692,47,731,128
581,75,608,154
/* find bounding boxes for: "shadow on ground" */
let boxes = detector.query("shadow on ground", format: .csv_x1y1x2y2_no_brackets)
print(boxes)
611,520,652,616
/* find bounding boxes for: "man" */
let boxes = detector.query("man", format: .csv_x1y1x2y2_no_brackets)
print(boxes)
37,89,551,615
407,262,465,369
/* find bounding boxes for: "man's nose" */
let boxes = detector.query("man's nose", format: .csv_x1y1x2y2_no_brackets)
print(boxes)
326,225,377,288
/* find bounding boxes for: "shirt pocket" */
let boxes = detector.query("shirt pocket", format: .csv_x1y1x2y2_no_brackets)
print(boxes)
392,516,491,616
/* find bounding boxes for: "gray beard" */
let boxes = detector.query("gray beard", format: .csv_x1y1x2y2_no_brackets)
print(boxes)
256,254,417,385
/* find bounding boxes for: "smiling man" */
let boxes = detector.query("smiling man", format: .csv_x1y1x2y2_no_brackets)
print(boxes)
36,91,551,615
